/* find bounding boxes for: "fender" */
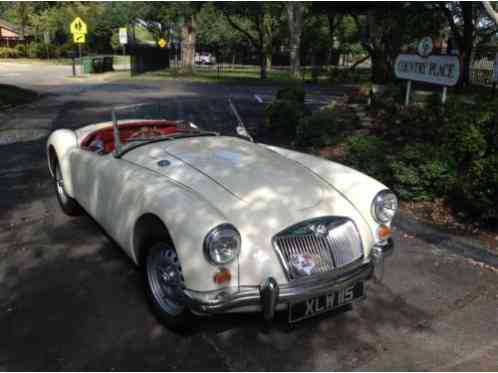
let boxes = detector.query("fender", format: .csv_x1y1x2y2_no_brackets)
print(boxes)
47,129,78,197
263,145,389,246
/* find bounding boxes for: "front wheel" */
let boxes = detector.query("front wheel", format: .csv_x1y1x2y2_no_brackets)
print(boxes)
53,159,82,216
144,243,195,331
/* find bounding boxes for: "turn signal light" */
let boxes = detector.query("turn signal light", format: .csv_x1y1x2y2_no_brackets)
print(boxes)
377,225,392,241
213,268,231,284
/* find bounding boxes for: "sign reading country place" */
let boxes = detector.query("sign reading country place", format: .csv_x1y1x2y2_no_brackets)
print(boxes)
394,54,461,87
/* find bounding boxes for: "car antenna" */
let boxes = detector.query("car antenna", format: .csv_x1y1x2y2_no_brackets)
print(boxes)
112,109,123,157
228,97,254,142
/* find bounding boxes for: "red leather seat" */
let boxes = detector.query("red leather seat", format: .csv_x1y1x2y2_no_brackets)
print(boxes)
81,120,179,154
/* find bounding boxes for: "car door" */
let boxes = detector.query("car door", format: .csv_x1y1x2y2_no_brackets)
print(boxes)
70,149,128,232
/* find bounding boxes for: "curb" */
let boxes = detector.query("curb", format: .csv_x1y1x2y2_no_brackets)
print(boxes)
394,210,498,269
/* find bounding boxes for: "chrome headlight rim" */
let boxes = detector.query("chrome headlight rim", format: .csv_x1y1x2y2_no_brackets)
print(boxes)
372,189,398,224
203,223,241,265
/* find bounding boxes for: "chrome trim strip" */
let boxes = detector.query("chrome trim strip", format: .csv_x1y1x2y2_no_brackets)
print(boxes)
183,258,374,315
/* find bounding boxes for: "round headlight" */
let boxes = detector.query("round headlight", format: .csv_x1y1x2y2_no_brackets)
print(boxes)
204,224,241,265
372,190,398,223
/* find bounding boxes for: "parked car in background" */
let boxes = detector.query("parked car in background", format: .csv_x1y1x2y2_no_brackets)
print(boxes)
195,52,216,65
46,101,397,330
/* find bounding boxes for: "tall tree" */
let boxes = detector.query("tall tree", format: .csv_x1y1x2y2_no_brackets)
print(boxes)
5,2,34,40
287,2,305,78
439,1,497,87
217,2,284,79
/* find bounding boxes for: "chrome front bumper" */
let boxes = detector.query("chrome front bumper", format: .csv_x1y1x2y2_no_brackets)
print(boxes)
183,239,394,321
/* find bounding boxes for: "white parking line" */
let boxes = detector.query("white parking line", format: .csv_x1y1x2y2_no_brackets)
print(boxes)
254,94,263,103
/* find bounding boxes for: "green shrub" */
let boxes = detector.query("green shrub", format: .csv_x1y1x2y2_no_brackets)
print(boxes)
351,93,498,222
390,143,457,200
14,44,27,57
275,85,305,105
55,42,76,58
0,47,20,58
450,154,498,220
296,108,340,148
27,42,57,59
346,135,391,181
265,99,304,143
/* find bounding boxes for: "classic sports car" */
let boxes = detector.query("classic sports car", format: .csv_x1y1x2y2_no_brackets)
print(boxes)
46,102,397,329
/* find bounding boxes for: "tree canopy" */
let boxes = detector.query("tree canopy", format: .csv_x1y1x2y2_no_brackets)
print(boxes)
1,1,497,84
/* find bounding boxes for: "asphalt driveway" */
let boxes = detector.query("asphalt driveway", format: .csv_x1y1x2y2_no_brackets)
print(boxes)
0,68,497,371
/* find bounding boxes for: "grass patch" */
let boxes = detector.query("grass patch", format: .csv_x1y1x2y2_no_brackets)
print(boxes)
140,66,294,84
0,84,38,110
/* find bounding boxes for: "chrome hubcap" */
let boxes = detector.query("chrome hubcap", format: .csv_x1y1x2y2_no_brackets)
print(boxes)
147,246,185,316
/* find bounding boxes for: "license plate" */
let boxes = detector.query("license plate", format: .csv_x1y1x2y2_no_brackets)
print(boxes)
288,282,365,323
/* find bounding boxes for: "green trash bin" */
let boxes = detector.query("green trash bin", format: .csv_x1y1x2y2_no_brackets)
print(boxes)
80,57,94,74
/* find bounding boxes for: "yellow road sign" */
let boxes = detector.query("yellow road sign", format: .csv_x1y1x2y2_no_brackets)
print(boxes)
70,17,87,34
73,32,86,44
158,38,168,48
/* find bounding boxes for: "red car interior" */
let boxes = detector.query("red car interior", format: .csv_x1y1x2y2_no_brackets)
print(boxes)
81,120,187,154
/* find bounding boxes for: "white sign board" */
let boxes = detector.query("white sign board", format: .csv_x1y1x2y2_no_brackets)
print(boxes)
119,27,128,45
394,54,461,87
492,53,498,83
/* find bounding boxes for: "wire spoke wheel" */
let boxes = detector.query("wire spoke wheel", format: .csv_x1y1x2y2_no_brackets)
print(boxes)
146,245,185,316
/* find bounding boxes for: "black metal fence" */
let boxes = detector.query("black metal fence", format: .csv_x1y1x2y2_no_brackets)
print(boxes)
128,44,169,75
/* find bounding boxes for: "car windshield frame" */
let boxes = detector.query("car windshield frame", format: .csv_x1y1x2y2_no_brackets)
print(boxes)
115,128,219,158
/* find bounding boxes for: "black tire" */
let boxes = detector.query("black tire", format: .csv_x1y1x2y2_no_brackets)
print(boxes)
53,159,83,216
144,242,196,332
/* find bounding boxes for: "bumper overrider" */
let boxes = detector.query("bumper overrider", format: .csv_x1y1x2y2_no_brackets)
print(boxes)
183,239,394,321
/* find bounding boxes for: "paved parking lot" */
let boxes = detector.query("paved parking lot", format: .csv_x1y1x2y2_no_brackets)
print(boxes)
0,65,497,370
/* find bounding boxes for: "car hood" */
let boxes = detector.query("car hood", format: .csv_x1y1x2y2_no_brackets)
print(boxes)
123,136,373,285
125,136,327,211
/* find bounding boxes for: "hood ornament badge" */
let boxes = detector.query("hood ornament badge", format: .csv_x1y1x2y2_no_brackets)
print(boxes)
311,223,328,237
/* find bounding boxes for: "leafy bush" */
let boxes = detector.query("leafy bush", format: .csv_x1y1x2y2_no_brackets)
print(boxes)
55,42,76,58
347,93,498,222
275,85,305,105
15,44,27,57
27,42,58,59
346,135,391,181
0,47,20,58
390,143,457,200
296,107,340,148
265,99,304,143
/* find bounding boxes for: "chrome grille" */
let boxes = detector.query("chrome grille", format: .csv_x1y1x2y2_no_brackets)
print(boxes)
273,218,363,280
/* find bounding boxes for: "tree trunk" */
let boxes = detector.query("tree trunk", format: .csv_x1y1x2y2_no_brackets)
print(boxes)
461,3,474,87
262,13,273,76
181,15,197,72
259,51,267,79
287,2,304,79
367,7,391,85
483,1,498,25
370,50,391,84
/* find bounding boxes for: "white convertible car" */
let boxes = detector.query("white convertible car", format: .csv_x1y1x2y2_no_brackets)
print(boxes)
46,102,397,329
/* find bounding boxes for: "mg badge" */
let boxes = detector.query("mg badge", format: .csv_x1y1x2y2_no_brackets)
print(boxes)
290,254,316,276
312,223,328,237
